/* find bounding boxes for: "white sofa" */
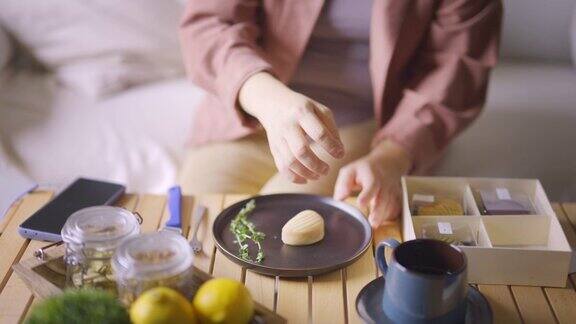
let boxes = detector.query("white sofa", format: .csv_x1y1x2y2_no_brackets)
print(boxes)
435,0,576,201
1,0,575,201
0,0,203,194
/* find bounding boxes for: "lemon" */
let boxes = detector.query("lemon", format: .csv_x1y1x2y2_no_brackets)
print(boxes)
130,287,196,324
193,278,254,324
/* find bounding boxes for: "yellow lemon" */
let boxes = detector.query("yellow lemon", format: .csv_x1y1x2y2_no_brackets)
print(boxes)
193,278,254,324
130,287,196,324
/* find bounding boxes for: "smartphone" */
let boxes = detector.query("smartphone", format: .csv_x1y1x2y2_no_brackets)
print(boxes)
19,178,125,241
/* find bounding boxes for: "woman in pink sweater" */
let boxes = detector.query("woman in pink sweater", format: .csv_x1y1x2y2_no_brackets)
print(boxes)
179,0,502,227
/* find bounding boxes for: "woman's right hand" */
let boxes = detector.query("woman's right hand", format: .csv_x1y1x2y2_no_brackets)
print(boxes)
239,72,345,184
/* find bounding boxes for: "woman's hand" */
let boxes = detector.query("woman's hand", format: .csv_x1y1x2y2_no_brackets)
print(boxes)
334,140,412,228
239,72,345,184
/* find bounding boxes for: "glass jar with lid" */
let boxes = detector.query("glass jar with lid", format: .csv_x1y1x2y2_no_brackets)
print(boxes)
61,206,140,292
112,231,196,305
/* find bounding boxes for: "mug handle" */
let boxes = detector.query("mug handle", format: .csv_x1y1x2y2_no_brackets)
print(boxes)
376,239,401,275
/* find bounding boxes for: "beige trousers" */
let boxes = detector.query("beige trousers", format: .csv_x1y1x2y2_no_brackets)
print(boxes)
179,120,376,195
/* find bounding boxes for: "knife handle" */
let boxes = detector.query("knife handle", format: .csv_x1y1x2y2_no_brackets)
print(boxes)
166,186,182,228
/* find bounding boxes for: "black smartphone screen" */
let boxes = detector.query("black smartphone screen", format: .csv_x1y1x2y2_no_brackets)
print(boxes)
19,178,125,241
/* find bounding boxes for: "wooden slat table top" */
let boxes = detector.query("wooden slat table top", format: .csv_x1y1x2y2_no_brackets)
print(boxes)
1,193,575,324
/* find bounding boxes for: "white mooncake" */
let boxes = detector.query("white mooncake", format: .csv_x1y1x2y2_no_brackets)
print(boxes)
281,210,325,246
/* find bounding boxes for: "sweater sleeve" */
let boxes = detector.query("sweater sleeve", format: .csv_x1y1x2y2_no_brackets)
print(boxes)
179,0,273,128
373,0,503,173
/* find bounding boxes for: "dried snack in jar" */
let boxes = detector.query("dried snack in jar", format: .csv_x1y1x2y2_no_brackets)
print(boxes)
61,206,140,292
112,231,199,305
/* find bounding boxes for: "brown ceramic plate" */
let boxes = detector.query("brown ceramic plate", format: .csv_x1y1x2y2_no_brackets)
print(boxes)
213,194,372,277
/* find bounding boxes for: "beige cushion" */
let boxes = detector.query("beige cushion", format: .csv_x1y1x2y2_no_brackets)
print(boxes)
0,0,185,98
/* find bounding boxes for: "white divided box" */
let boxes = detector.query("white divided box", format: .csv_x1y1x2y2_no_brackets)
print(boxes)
401,176,572,287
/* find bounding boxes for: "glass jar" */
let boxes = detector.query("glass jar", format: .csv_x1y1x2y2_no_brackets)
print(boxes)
112,231,195,305
61,206,140,292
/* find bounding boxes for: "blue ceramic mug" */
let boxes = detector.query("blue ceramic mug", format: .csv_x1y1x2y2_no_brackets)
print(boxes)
376,239,468,324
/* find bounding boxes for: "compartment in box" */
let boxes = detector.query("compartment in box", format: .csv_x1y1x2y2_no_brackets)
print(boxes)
468,178,551,216
412,216,491,247
404,177,478,216
482,215,550,248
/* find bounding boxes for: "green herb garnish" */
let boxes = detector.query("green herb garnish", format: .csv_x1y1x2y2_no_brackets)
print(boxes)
230,199,265,263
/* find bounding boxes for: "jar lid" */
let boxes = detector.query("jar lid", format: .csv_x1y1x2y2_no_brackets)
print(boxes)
112,231,193,280
61,206,140,248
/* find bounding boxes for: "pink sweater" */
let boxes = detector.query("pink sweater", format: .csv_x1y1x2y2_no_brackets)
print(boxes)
179,0,502,173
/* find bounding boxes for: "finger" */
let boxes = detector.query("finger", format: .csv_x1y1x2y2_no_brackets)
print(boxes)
334,166,357,201
315,103,342,143
300,109,344,159
368,189,386,228
285,127,329,175
380,184,402,222
369,189,400,228
283,169,307,184
270,145,307,184
382,189,401,223
356,169,380,209
313,103,340,137
278,139,319,181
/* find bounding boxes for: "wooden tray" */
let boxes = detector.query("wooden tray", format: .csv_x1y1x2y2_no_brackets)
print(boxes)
12,244,285,324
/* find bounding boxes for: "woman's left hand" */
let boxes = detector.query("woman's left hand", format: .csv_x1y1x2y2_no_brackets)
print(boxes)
333,140,412,228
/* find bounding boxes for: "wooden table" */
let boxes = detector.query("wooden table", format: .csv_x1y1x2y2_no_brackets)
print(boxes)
1,192,576,324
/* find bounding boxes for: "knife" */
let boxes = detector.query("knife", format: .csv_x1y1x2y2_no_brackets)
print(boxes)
162,185,183,235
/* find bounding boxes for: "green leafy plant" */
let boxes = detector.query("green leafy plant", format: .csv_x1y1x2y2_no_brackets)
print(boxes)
229,199,266,263
25,288,130,324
